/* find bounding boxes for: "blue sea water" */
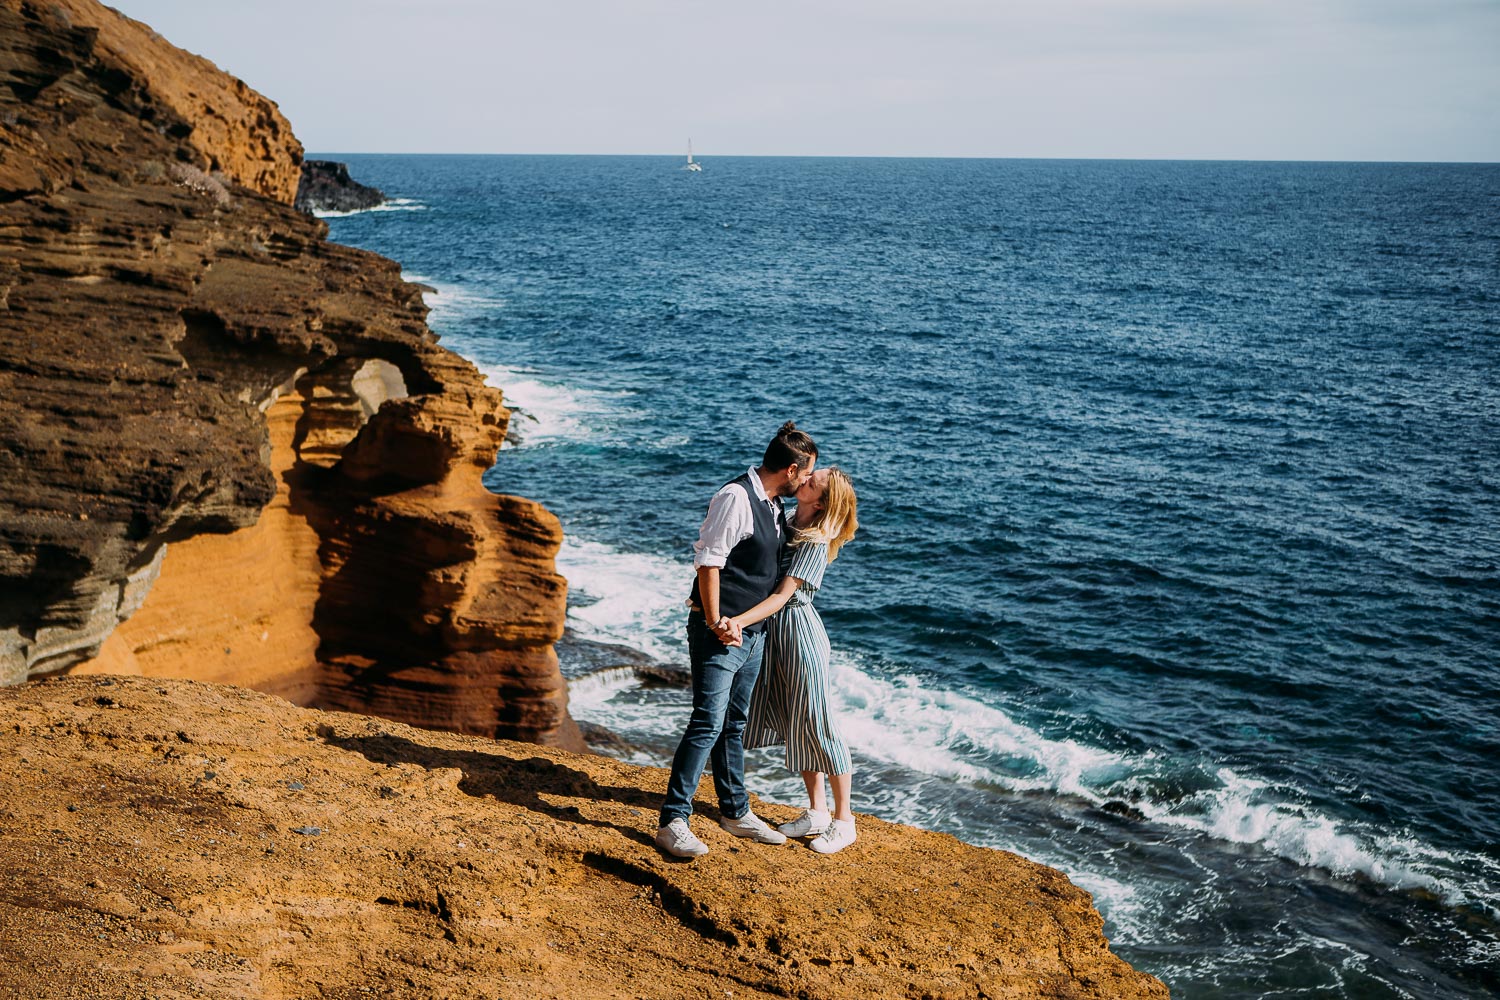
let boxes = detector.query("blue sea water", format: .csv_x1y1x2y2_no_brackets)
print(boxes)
320,154,1500,998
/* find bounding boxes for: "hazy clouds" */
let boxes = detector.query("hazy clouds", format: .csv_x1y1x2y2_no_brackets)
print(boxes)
114,0,1498,160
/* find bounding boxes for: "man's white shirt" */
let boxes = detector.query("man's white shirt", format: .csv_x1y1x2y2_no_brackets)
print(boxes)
692,467,784,569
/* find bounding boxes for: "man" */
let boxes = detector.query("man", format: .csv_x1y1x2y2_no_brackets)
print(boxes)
655,421,819,858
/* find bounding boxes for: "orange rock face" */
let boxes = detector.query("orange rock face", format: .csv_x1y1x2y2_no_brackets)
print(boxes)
0,0,578,749
78,386,327,700
0,677,1170,999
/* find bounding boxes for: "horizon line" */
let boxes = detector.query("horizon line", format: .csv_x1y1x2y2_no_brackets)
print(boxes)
306,151,1500,166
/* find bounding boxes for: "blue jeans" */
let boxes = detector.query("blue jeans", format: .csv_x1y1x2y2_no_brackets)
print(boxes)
659,612,766,827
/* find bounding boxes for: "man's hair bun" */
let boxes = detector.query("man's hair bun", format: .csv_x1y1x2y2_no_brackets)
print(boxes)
764,421,817,472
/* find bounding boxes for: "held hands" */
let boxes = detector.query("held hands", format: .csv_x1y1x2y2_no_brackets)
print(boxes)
711,615,744,647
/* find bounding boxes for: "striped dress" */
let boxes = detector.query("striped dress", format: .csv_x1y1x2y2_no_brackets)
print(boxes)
743,540,853,775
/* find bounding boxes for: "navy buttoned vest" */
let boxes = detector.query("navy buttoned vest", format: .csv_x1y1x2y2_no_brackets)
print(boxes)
689,471,785,633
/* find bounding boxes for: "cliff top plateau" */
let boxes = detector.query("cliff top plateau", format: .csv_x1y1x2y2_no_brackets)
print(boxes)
0,676,1167,999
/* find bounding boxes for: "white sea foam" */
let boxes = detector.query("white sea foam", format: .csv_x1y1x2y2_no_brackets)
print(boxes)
477,362,628,445
400,275,631,445
1070,871,1157,943
567,666,647,717
831,650,1496,905
557,536,687,662
554,535,1131,800
827,654,1131,793
1135,769,1499,907
405,274,505,326
1303,935,1417,999
314,197,426,219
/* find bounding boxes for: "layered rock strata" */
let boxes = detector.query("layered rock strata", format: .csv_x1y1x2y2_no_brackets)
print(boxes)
0,676,1169,999
294,159,386,214
0,0,577,748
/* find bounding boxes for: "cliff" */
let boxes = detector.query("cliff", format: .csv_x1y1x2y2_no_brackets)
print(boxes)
0,0,577,748
0,676,1169,999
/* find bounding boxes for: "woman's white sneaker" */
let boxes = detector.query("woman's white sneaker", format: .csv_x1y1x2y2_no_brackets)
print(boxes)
778,809,831,838
810,819,857,854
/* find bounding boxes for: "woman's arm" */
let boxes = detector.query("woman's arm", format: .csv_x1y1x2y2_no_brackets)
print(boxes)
729,574,805,631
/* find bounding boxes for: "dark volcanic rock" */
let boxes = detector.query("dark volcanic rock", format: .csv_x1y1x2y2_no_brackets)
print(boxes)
294,159,386,214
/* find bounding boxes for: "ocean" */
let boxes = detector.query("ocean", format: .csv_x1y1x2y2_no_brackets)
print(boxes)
319,154,1500,998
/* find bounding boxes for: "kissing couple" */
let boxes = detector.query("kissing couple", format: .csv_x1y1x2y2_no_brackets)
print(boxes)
656,421,860,859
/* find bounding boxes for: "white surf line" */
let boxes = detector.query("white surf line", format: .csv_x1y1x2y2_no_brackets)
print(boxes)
314,197,427,218
815,647,1495,906
556,536,687,664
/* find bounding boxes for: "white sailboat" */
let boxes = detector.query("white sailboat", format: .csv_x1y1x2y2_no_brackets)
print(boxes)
684,139,702,172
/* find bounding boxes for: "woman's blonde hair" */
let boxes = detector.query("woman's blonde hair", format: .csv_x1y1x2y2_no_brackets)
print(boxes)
794,466,858,561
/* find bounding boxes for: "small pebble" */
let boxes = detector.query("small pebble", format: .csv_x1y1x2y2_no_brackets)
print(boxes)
287,781,304,791
291,826,322,836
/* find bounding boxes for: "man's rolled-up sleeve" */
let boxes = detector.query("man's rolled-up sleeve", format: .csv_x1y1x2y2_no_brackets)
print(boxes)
693,486,753,568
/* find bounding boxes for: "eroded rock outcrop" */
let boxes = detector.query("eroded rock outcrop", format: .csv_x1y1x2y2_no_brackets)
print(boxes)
294,159,386,214
0,676,1169,999
0,0,576,748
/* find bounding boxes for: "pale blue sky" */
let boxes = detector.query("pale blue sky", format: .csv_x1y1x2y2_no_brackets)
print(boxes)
114,0,1498,161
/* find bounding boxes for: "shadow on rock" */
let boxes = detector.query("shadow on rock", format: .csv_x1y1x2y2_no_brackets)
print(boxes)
321,727,660,849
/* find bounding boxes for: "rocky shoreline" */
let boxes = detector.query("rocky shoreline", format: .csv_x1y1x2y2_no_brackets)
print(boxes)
0,1,1166,995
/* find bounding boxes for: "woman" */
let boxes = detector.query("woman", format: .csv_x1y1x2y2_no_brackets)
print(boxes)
734,466,860,854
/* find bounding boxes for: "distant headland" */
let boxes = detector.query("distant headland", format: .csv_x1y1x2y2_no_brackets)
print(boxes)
294,158,387,214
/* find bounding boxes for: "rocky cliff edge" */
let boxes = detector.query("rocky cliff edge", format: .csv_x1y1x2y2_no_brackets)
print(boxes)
0,676,1168,999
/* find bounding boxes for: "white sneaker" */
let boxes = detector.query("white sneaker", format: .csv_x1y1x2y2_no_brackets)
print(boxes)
778,809,831,838
655,818,709,858
810,819,857,854
718,810,788,845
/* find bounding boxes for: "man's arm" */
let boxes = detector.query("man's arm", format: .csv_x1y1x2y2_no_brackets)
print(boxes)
696,565,743,643
696,565,723,624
